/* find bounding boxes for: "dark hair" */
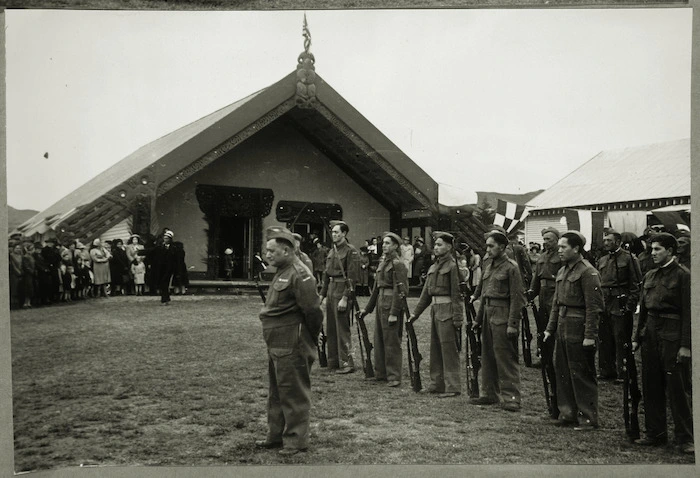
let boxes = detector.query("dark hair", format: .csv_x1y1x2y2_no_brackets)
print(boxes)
561,232,583,251
650,233,678,253
487,232,509,247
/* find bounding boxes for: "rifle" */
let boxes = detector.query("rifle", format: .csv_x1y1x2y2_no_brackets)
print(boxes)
530,299,556,417
355,302,374,379
399,284,422,392
520,306,533,367
253,254,268,303
461,281,481,398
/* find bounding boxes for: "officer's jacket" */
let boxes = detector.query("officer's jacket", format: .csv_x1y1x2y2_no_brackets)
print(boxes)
412,254,464,325
478,254,525,329
364,253,408,317
259,259,323,338
529,248,561,296
635,260,691,348
597,248,641,313
546,256,604,341
320,241,361,299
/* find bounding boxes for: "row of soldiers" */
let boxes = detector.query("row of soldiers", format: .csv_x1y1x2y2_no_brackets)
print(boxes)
253,221,693,456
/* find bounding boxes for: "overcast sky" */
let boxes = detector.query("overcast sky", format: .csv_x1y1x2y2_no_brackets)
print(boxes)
5,8,692,212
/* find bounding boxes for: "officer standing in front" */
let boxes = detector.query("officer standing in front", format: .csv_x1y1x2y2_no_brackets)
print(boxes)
633,233,693,454
471,229,525,411
408,232,464,398
319,220,361,374
256,226,323,456
544,231,604,431
360,232,408,387
596,228,641,382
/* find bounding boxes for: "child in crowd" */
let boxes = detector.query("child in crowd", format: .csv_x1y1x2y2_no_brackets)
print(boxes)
67,265,77,301
131,256,146,296
224,248,234,280
59,263,70,302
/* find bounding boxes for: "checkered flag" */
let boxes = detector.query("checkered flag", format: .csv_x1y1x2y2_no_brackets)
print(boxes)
493,199,530,234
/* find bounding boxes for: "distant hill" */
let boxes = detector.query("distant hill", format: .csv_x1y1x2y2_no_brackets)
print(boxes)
476,190,544,209
8,206,39,232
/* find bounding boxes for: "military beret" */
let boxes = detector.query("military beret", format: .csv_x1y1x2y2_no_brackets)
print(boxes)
292,233,303,242
382,231,402,245
266,226,295,246
486,229,509,245
416,237,424,244
604,228,621,239
562,230,586,247
541,227,560,238
433,231,454,244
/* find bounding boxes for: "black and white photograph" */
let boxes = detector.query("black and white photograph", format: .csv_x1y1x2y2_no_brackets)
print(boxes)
3,3,696,476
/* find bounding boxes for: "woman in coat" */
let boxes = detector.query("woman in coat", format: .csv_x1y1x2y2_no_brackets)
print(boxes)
89,238,112,297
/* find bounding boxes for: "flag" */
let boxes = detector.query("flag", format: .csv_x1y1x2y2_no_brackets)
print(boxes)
564,209,606,252
651,210,688,233
493,199,530,234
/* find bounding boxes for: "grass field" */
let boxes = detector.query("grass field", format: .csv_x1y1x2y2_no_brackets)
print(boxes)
10,294,695,472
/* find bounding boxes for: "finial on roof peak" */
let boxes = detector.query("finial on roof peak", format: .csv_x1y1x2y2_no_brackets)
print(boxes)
296,13,316,109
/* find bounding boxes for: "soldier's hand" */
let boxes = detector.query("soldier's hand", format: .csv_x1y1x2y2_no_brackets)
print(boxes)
388,314,398,325
506,326,518,339
543,331,551,342
677,346,691,363
454,322,463,331
631,341,639,353
320,297,326,307
407,314,416,324
469,295,476,304
582,338,596,348
472,321,481,333
338,297,348,312
359,309,367,318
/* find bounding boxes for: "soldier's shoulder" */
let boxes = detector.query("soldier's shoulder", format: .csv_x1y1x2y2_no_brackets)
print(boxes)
292,261,314,281
506,257,520,269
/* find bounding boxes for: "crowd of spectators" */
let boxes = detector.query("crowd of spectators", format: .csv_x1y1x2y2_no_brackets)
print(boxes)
8,230,189,310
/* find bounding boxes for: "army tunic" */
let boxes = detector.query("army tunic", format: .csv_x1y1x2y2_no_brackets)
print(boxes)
412,254,464,394
320,241,361,369
546,256,604,427
596,248,642,379
529,248,561,332
635,260,693,445
476,254,526,406
364,253,408,382
259,259,323,450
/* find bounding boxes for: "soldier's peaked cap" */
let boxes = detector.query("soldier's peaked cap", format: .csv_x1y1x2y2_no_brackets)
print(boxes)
484,224,508,240
266,226,295,246
292,233,303,242
382,232,402,245
541,227,560,238
604,228,621,238
433,231,454,244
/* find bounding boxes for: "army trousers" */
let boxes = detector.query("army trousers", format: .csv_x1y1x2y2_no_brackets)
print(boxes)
599,306,631,379
325,280,354,369
264,323,315,450
553,313,599,427
427,302,461,394
480,303,521,406
640,316,693,445
373,295,402,382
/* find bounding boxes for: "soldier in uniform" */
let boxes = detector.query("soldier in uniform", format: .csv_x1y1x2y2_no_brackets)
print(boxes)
360,232,408,387
470,229,526,411
256,226,323,456
292,233,314,273
596,229,641,382
632,233,693,454
319,220,361,374
408,232,464,398
544,231,604,431
637,229,657,276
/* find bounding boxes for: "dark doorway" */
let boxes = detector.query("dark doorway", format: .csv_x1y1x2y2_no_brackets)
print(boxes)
218,217,249,279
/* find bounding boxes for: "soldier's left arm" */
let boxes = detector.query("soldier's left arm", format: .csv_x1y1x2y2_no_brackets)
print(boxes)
449,263,464,326
390,261,409,317
293,267,323,337
507,263,525,329
627,253,642,312
680,267,691,350
581,266,604,341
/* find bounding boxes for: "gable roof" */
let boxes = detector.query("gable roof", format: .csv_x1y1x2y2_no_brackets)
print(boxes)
528,138,690,211
13,70,438,239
